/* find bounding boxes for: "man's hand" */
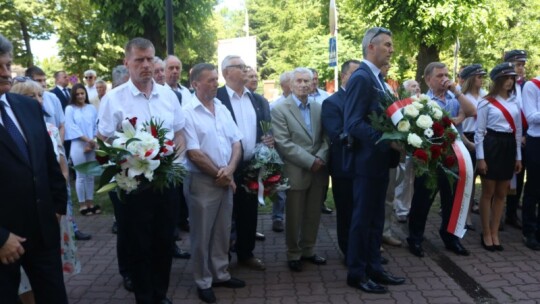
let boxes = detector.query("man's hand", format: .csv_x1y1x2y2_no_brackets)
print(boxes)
443,79,458,93
310,157,325,172
215,166,234,187
515,160,523,174
390,141,406,161
230,180,237,193
261,135,274,148
0,233,26,265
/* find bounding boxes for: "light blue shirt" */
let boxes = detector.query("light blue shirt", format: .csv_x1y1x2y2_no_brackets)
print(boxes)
42,91,65,128
427,89,462,133
292,94,311,135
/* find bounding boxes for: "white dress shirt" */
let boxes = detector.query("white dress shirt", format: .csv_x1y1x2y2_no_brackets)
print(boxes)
64,103,97,140
183,96,243,172
522,77,540,137
43,91,65,128
461,92,484,133
475,95,522,160
225,85,257,161
85,85,98,101
98,79,185,141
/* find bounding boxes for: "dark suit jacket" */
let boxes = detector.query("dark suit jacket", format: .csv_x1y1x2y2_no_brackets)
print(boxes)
0,93,67,249
50,86,69,110
217,86,271,145
321,88,354,178
344,62,395,178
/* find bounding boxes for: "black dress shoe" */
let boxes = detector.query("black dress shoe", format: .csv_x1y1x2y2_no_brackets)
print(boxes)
321,205,333,214
347,277,387,294
160,298,172,304
369,271,406,285
111,222,118,234
523,235,540,250
288,260,302,272
212,277,246,288
172,244,191,259
445,241,470,256
300,254,326,265
407,239,424,257
197,287,216,303
255,232,266,241
380,255,389,265
74,230,92,241
123,276,134,292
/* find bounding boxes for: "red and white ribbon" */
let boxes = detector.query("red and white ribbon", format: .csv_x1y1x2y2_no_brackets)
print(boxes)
386,98,473,238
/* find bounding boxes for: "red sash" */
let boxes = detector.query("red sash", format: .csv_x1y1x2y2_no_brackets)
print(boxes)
486,97,516,134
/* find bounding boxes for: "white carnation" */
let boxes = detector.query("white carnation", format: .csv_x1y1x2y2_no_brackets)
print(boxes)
407,133,423,148
403,105,419,118
397,120,411,132
424,128,434,138
432,108,443,120
416,115,434,129
428,100,441,109
412,101,424,110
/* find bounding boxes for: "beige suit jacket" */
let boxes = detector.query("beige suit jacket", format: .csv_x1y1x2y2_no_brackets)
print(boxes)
271,95,329,190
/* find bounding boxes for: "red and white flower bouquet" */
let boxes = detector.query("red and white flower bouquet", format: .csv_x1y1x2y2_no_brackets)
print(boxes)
75,117,187,197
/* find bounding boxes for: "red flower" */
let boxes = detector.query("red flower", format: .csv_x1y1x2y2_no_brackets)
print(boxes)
96,154,109,165
266,174,281,183
247,181,259,191
413,149,428,162
442,116,452,127
444,155,456,168
432,122,444,137
128,117,137,127
446,131,457,143
430,145,442,160
151,125,158,138
63,263,74,274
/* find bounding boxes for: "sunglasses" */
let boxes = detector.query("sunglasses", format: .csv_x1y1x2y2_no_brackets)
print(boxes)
369,27,392,43
227,64,247,71
84,76,95,79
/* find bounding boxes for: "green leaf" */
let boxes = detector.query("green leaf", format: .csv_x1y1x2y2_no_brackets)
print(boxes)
125,137,141,148
96,182,118,194
73,161,104,176
99,166,118,188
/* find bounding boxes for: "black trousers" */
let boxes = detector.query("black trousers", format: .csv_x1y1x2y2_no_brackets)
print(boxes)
123,187,177,304
408,169,458,245
331,176,354,255
232,182,258,261
0,236,67,304
110,191,131,278
177,184,189,227
522,136,540,237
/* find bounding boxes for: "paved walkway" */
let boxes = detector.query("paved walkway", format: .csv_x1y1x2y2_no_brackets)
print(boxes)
66,207,540,304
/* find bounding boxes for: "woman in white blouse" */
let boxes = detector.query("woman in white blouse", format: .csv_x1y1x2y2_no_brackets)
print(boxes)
65,83,99,215
475,63,523,252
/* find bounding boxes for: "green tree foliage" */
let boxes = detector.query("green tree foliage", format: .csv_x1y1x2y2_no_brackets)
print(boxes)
53,0,125,81
0,0,54,67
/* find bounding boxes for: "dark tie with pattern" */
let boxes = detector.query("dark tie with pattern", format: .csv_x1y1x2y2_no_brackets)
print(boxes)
63,87,70,99
0,100,30,163
378,73,386,91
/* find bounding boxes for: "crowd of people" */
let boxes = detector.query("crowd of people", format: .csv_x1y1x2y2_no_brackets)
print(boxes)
0,25,539,304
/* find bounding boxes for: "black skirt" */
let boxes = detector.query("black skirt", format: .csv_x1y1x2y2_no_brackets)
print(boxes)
480,129,516,181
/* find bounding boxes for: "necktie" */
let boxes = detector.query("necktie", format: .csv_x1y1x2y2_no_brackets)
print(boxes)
0,101,30,163
63,87,70,99
378,73,386,91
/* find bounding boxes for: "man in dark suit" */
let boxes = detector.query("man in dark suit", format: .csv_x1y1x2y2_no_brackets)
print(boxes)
0,34,68,304
343,27,405,294
217,55,272,271
321,59,361,257
50,70,71,110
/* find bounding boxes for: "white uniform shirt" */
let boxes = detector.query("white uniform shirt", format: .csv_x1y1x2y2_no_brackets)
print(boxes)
475,95,522,160
522,77,540,137
183,96,243,173
461,92,484,133
98,79,185,141
225,85,257,161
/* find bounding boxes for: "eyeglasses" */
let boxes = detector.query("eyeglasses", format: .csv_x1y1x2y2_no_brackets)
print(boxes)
369,27,392,43
227,64,247,71
84,76,95,79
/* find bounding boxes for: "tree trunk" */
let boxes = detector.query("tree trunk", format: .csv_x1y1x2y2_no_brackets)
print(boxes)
415,42,440,93
19,19,34,67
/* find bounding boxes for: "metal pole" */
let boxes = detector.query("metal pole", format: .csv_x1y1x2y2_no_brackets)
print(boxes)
166,0,174,55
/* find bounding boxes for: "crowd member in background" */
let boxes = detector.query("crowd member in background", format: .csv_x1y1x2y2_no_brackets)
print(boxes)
504,50,528,230
153,57,166,85
51,70,71,110
165,55,192,103
321,59,361,258
112,65,129,88
403,79,421,97
459,64,487,230
84,69,98,101
475,63,522,251
0,34,68,304
521,64,540,251
272,67,329,273
183,63,245,304
90,79,107,111
65,83,98,216
272,71,293,106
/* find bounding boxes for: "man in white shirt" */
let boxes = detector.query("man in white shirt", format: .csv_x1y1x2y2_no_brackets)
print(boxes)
84,69,98,101
183,63,245,304
308,68,330,104
98,37,185,304
164,55,192,103
216,55,272,272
